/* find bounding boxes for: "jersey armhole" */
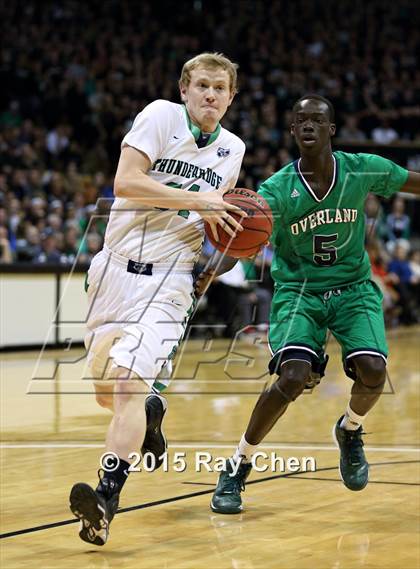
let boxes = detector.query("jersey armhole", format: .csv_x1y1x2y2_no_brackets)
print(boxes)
122,143,154,169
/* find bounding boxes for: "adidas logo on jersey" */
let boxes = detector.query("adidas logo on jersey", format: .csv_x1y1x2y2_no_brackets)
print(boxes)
291,189,300,198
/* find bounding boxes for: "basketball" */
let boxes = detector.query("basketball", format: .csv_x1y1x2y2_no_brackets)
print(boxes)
205,188,273,258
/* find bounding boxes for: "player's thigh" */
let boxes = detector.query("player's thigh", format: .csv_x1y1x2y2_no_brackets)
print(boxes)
84,251,125,377
85,250,121,326
85,323,122,382
269,287,327,360
110,273,195,387
330,280,388,361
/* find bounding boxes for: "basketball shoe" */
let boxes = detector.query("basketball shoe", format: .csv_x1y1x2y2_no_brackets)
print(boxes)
211,458,252,514
141,393,167,470
69,473,120,546
333,416,369,491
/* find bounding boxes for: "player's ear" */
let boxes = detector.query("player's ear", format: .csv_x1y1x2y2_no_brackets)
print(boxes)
290,123,295,137
179,81,187,102
330,123,336,136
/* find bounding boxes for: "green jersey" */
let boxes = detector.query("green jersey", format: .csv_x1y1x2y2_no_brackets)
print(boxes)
258,151,408,291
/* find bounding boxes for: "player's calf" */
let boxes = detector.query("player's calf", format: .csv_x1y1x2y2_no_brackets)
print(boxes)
244,360,311,445
333,356,386,491
349,355,386,418
108,373,148,459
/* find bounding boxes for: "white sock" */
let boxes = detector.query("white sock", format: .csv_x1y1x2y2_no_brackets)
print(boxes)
340,404,366,431
233,434,258,463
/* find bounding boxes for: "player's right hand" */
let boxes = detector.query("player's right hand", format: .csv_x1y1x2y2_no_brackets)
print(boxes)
198,185,247,241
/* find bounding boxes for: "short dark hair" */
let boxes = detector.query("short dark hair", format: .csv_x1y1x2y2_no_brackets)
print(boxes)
293,94,335,122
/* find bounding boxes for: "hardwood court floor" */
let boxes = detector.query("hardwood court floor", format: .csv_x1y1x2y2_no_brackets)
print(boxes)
1,327,419,569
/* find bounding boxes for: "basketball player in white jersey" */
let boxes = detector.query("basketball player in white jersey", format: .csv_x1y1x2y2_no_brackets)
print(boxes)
69,53,246,545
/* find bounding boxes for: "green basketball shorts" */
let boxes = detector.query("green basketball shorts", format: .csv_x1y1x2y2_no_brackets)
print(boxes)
268,279,388,379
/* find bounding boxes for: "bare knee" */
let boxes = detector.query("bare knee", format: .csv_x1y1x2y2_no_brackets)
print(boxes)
275,360,312,402
112,368,149,411
95,393,114,410
353,355,386,389
94,381,114,410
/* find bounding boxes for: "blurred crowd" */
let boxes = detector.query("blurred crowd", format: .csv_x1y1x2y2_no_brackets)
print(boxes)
365,195,420,326
0,0,419,326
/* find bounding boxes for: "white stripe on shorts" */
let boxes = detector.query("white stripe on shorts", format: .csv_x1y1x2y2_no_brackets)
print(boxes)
271,344,318,358
345,350,387,362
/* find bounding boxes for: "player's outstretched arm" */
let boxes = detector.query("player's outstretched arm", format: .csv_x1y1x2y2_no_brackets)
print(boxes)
114,146,245,237
401,171,420,195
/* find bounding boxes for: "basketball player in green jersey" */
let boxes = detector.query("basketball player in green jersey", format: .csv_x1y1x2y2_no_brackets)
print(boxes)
206,94,420,513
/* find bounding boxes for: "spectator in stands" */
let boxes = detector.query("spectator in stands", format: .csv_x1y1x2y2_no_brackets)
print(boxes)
386,196,410,241
371,119,399,145
364,194,388,243
389,241,414,285
8,198,22,238
409,250,420,282
0,227,12,263
388,240,418,324
27,197,47,226
82,232,103,263
62,226,80,263
409,250,420,312
338,116,367,141
35,230,62,264
0,206,9,232
15,225,42,262
367,239,399,326
46,125,70,157
47,213,63,234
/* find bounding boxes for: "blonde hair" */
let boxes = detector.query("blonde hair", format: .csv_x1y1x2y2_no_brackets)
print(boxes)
179,52,238,93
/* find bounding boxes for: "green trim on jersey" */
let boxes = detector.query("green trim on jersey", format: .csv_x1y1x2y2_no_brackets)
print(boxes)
151,289,196,394
259,151,408,292
183,105,221,146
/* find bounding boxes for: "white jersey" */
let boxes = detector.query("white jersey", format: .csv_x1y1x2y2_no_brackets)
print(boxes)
105,100,246,264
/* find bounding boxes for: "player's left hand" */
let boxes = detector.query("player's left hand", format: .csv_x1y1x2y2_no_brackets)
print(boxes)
194,269,216,298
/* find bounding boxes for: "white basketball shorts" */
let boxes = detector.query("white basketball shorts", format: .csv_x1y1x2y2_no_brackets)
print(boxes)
84,247,195,390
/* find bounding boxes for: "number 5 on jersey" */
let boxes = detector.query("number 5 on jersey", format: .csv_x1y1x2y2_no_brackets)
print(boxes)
313,234,338,266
